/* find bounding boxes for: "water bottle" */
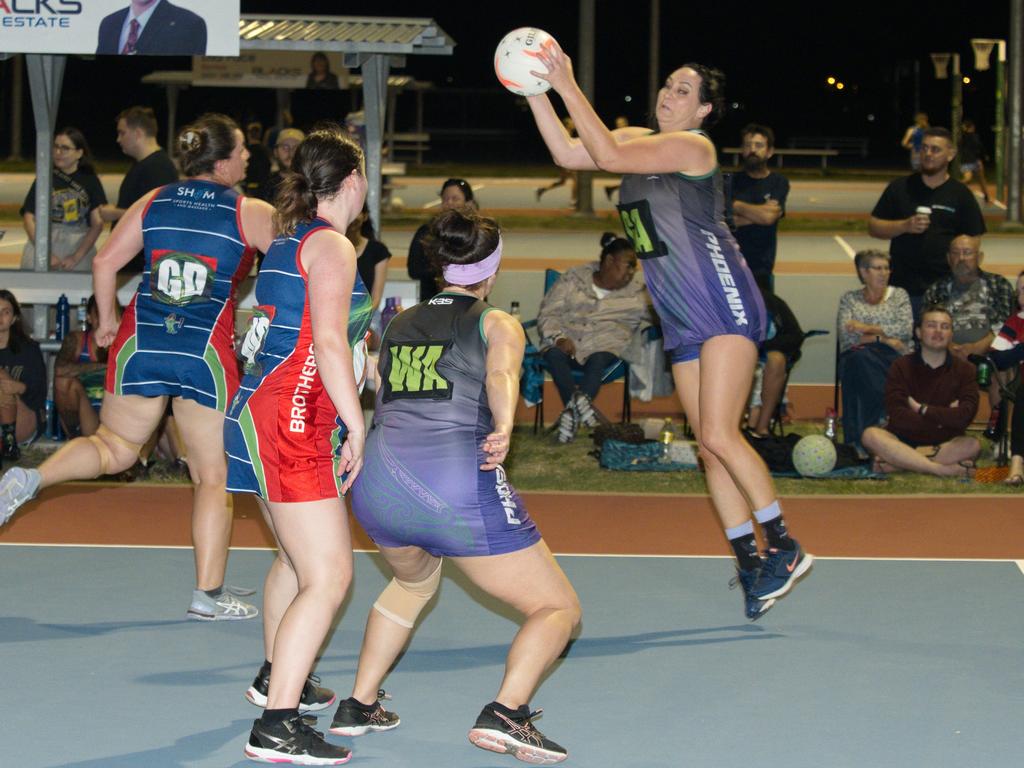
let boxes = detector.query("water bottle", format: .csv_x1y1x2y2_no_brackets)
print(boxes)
824,407,837,441
510,301,521,321
77,297,88,331
659,418,675,462
55,294,70,341
380,297,401,333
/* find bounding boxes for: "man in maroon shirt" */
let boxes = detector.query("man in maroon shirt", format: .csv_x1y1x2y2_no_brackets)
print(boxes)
861,305,980,476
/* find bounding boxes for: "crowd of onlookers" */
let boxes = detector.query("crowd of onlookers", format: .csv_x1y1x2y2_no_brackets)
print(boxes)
3,105,1020,482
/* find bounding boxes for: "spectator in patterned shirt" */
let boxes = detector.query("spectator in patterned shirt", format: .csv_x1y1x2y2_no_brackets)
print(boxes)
922,234,1013,438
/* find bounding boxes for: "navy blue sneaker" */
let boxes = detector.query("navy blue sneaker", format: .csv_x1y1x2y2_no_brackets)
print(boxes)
751,543,814,600
730,564,776,621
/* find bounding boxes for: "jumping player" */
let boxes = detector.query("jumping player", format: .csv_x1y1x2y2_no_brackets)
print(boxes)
332,208,581,764
0,114,274,621
224,129,371,766
525,45,812,619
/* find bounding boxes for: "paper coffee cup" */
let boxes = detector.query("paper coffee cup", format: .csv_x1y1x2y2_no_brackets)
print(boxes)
915,206,932,215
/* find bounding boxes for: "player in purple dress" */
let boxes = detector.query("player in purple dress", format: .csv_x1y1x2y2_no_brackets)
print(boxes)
525,44,812,619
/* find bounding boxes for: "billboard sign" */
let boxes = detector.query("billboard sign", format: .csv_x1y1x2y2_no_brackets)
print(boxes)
0,0,240,56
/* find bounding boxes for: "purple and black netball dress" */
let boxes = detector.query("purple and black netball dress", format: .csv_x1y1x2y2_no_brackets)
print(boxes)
106,180,256,411
616,130,766,362
351,293,540,557
224,217,372,502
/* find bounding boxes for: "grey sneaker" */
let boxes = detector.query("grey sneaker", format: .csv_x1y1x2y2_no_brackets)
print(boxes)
187,589,259,621
571,392,604,429
0,467,41,527
555,406,577,444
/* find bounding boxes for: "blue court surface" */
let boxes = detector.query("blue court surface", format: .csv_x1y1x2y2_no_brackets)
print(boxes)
1,545,1021,767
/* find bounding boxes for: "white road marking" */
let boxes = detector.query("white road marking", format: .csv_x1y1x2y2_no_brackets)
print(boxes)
833,235,856,259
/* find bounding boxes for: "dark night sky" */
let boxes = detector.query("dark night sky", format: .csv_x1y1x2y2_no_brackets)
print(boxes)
0,0,1012,165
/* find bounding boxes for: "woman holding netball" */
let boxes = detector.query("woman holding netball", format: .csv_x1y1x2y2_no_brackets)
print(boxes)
224,128,372,765
524,45,812,619
0,114,273,622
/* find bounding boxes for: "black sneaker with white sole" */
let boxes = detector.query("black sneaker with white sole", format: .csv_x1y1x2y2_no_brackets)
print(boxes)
246,664,336,714
245,715,351,765
329,690,400,736
468,703,567,765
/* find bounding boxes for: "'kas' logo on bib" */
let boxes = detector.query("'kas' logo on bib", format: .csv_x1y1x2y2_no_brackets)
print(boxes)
150,250,217,306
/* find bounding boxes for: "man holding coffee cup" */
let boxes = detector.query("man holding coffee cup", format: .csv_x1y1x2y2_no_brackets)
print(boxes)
869,127,986,319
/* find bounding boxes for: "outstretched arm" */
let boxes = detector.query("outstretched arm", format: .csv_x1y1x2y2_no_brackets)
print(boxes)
480,310,526,471
529,40,715,176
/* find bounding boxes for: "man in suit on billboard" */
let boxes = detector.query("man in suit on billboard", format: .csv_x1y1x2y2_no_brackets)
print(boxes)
96,0,207,56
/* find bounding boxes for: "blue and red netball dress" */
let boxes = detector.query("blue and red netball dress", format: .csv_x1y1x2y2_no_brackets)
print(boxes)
616,130,766,363
224,217,372,502
106,180,256,411
351,293,541,557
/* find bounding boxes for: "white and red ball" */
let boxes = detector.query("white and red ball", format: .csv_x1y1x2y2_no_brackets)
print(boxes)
494,27,555,97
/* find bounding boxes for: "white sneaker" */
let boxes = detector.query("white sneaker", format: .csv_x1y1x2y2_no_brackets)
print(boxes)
187,589,259,621
0,467,41,527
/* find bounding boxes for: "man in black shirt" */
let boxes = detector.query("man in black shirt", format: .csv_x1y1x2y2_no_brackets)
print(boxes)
727,123,789,283
98,106,179,273
869,126,986,319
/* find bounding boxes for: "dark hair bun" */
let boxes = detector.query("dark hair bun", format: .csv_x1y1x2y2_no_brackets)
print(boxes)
600,231,617,249
178,129,205,155
431,209,480,261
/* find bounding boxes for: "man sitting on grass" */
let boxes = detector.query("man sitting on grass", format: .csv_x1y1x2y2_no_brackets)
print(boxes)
861,305,980,477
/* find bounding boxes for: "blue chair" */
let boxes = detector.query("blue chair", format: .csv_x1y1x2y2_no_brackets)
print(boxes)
521,268,633,434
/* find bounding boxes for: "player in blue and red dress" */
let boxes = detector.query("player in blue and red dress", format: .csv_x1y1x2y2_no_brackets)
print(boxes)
0,114,276,622
525,45,812,620
224,129,370,766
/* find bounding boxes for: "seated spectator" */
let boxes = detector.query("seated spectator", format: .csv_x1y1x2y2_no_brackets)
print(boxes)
54,295,112,438
21,127,106,272
836,249,913,454
408,178,476,302
537,233,651,443
257,127,304,202
861,305,980,477
746,277,804,438
0,289,46,459
347,204,392,315
922,234,1014,437
243,121,272,198
984,270,1024,484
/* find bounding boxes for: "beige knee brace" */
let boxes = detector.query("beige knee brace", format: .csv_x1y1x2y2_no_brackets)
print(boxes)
88,425,143,475
372,560,443,628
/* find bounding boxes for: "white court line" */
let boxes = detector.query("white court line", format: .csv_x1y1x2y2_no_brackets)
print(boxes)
0,542,1018,565
422,183,486,209
833,235,856,259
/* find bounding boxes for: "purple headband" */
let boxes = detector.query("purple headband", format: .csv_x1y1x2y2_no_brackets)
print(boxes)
442,235,503,285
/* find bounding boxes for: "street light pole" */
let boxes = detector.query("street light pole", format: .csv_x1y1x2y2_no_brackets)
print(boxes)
1008,0,1023,224
951,53,962,179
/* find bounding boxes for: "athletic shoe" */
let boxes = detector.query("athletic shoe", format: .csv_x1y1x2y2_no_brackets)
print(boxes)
730,564,776,621
555,406,577,444
0,466,41,527
244,715,351,765
187,589,259,621
246,666,336,714
329,690,400,736
751,542,814,601
571,392,603,429
468,703,567,765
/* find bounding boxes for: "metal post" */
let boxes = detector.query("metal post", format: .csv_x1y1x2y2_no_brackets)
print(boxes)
1008,0,1023,224
165,84,180,154
996,42,1007,201
951,53,962,180
26,54,66,274
360,53,389,232
576,0,595,216
8,54,24,161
